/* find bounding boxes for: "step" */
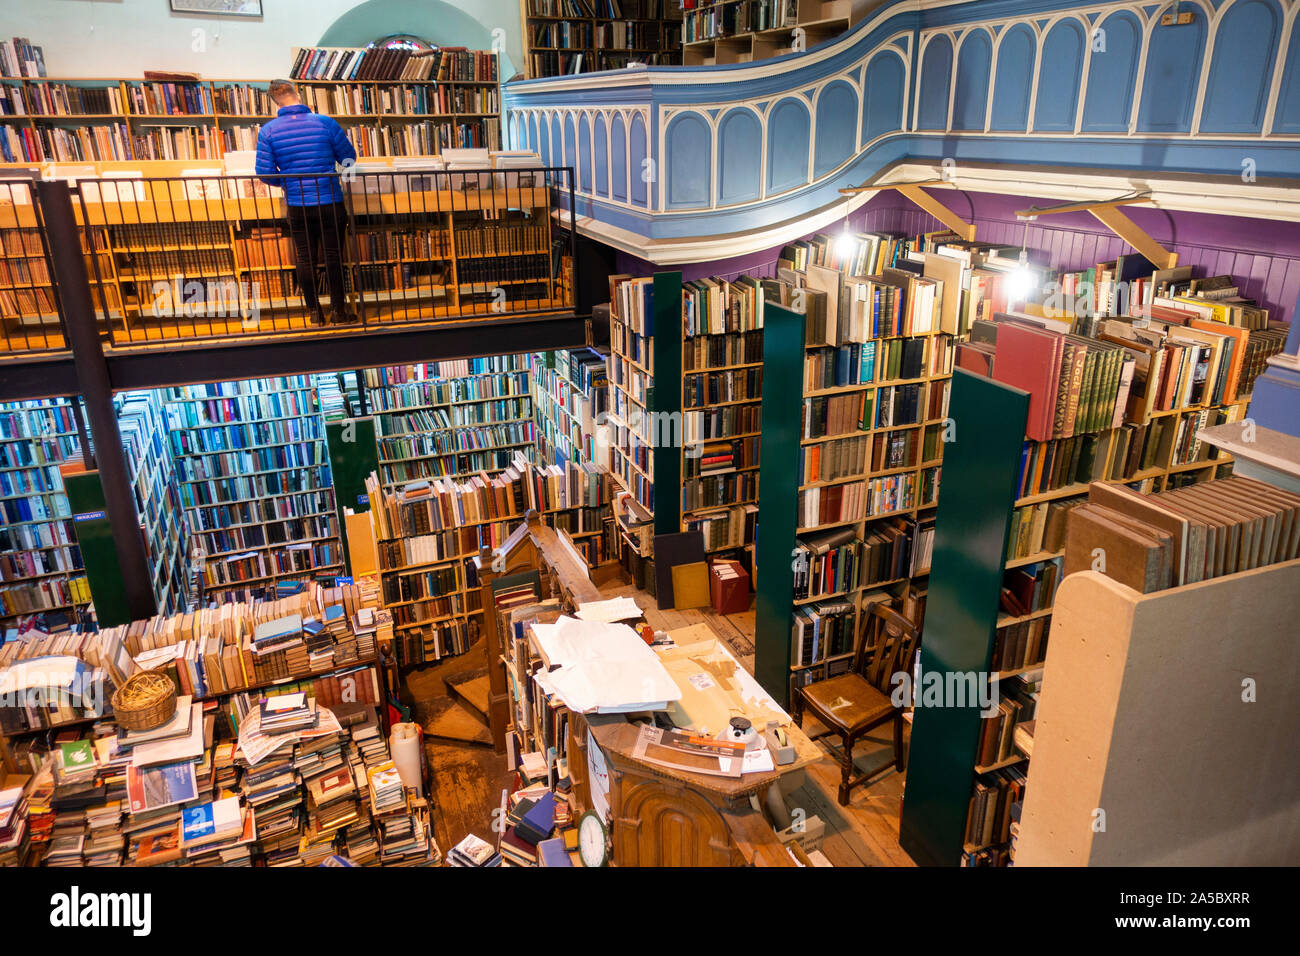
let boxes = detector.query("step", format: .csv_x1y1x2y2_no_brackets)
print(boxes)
444,669,491,725
420,695,492,748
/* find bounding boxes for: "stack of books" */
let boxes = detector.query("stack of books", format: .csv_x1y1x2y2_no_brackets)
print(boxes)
448,832,502,867
258,692,319,736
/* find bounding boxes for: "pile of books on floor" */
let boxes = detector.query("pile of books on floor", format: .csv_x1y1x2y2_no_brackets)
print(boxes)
448,832,501,867
366,759,438,866
497,774,577,867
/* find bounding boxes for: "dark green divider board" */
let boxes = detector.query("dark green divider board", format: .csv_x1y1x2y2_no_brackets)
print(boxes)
63,470,138,627
324,417,379,576
753,303,807,708
651,271,683,537
898,369,1029,866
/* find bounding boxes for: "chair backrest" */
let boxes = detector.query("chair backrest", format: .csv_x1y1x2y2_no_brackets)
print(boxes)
853,601,921,695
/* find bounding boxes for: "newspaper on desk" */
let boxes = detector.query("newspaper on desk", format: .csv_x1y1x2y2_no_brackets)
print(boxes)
528,615,680,714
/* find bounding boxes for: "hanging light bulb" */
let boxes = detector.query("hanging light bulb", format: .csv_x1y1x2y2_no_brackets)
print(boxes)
1006,216,1036,304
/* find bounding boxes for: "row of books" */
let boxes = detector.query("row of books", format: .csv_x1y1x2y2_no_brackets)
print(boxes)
682,470,757,513
684,329,763,370
685,503,758,552
344,118,502,157
171,441,328,483
1062,475,1300,593
290,47,499,84
682,366,762,409
370,455,612,540
203,542,341,588
194,515,337,560
179,466,333,509
682,404,761,446
167,416,325,457
366,370,532,410
0,575,90,616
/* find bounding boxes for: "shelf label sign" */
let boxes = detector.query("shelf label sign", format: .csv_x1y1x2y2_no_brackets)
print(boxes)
73,510,106,523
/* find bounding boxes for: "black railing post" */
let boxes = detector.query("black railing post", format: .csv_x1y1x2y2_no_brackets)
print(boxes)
36,179,158,622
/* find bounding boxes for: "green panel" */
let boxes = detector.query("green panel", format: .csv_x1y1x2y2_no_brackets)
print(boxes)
753,303,807,708
898,369,1029,866
651,271,682,537
62,471,133,628
324,417,379,575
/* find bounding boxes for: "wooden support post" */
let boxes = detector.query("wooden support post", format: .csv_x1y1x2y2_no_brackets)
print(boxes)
1088,204,1180,270
895,184,977,242
837,180,976,242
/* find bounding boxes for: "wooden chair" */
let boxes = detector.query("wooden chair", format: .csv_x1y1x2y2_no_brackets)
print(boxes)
792,602,921,806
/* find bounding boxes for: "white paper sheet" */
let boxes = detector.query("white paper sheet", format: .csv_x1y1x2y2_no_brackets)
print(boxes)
574,596,643,623
528,616,680,713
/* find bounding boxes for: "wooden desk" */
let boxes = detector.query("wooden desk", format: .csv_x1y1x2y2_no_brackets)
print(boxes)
566,626,817,867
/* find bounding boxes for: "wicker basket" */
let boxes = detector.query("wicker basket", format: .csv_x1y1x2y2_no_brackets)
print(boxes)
111,671,178,732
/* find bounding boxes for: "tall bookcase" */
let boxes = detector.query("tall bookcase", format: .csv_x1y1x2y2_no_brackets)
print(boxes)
530,347,609,470
0,56,501,163
523,0,684,78
115,390,192,616
0,398,91,630
363,356,538,490
680,277,767,558
160,376,344,602
750,240,955,705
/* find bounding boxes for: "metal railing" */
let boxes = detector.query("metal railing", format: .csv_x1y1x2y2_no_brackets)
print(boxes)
1,165,577,355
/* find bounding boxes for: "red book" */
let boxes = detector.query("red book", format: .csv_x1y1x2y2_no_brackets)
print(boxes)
992,323,1063,442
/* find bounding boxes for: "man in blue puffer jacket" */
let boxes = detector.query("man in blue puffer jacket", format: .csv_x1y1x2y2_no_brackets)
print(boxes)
256,79,358,324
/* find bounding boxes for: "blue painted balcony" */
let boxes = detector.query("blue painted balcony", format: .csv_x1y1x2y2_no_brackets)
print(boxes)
502,0,1300,264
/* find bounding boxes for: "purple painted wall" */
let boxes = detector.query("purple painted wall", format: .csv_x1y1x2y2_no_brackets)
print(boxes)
615,190,1300,325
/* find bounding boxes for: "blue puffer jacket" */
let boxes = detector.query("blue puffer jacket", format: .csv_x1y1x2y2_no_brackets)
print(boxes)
255,104,357,206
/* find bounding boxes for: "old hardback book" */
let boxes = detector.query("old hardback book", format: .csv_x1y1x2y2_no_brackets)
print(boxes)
1064,502,1173,592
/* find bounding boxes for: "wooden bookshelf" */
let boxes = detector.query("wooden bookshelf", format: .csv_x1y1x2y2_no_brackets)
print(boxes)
680,278,767,559
0,56,500,164
681,0,859,66
522,0,683,78
159,376,345,603
366,455,614,668
0,169,563,346
0,399,92,630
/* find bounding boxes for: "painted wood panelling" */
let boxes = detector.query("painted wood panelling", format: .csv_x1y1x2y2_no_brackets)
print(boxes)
503,0,1300,248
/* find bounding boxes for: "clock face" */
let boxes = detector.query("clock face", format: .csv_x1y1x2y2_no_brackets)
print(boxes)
578,811,606,867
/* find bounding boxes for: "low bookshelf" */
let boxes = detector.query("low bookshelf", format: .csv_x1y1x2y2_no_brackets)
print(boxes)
523,0,683,78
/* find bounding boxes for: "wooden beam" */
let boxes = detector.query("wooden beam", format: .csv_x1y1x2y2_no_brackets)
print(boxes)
896,184,977,241
1088,204,1180,270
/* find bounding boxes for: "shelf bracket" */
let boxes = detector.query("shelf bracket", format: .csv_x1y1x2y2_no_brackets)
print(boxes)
838,179,976,241
1014,192,1179,270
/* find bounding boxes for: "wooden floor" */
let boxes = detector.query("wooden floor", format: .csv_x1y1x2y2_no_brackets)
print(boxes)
405,578,916,866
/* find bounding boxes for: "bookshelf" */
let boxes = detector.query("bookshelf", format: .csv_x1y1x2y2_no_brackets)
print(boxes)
523,0,684,78
160,376,345,603
0,399,91,631
114,391,192,617
366,455,614,669
681,0,859,66
747,232,957,704
0,52,500,164
0,220,120,339
51,173,559,340
363,356,538,490
530,347,609,469
680,277,767,559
